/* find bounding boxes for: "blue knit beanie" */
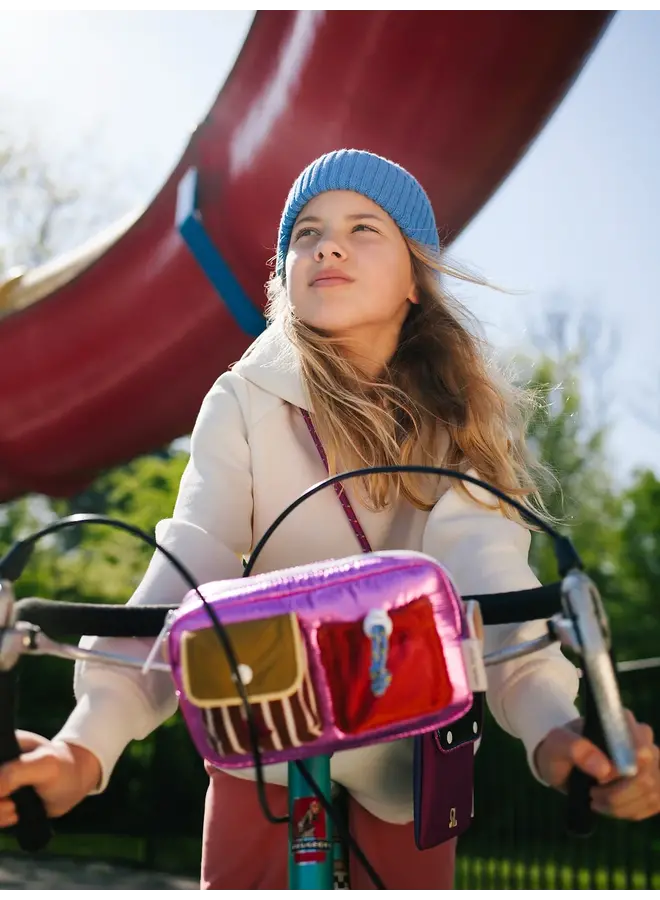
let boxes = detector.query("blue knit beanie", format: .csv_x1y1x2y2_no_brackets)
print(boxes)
276,149,439,275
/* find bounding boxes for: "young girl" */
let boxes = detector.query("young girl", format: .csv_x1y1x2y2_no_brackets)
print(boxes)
1,150,658,889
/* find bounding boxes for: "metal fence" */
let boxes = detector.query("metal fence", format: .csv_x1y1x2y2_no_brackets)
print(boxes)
456,664,659,889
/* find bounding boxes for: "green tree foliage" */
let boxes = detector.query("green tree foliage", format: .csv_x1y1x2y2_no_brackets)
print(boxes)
522,352,658,663
608,469,660,661
524,353,620,583
46,449,189,604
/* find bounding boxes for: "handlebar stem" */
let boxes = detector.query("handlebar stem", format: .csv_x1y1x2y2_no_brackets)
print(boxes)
11,623,172,673
483,631,557,667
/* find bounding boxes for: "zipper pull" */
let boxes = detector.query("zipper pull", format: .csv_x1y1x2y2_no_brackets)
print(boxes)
142,609,177,675
363,609,393,697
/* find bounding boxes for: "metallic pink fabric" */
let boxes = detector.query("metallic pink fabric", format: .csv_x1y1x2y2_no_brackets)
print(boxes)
168,550,473,768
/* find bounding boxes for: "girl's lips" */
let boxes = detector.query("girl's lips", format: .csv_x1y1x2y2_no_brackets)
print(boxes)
311,268,355,286
312,276,353,286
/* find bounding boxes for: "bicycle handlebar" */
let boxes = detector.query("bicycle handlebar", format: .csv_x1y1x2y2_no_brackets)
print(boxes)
0,582,52,851
14,598,178,638
557,570,636,836
0,670,52,851
13,582,564,636
0,576,635,852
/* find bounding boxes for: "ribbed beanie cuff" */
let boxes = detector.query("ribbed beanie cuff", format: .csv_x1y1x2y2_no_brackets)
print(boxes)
276,149,439,274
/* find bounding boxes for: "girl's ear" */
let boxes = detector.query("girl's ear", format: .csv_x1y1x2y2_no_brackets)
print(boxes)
408,285,420,305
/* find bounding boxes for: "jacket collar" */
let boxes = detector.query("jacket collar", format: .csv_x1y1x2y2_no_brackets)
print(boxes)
231,322,310,410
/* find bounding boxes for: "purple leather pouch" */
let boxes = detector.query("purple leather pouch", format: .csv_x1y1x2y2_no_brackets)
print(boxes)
413,692,484,848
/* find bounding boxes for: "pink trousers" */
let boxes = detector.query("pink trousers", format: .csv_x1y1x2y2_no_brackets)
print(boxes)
201,767,456,890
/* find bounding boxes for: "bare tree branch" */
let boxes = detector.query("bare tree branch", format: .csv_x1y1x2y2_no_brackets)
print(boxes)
628,371,660,436
525,295,620,436
0,127,111,277
0,132,75,273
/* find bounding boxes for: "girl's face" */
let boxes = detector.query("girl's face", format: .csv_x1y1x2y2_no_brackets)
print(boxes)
285,190,418,370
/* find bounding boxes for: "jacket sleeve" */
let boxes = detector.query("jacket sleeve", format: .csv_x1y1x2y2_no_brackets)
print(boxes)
54,373,253,790
421,475,580,782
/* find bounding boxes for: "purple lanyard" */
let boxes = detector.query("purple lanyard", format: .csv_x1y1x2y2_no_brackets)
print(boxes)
300,408,373,554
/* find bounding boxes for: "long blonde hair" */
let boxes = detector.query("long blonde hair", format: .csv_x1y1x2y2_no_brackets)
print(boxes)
265,239,548,521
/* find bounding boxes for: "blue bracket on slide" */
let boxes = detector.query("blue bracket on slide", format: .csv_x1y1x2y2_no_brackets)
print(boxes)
175,167,266,337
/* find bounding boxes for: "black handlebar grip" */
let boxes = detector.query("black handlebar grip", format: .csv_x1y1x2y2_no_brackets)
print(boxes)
566,677,606,838
0,671,52,851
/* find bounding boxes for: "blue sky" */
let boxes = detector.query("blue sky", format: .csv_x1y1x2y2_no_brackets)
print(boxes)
0,10,658,479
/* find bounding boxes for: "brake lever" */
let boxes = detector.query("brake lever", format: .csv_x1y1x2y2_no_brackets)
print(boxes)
0,581,52,851
555,569,637,836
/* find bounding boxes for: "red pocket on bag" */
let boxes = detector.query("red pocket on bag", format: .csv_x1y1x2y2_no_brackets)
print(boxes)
317,597,453,735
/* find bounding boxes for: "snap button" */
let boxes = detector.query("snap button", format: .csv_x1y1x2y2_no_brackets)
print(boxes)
237,663,253,685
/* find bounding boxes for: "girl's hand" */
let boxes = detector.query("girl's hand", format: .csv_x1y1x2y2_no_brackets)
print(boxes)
534,710,660,821
0,731,101,827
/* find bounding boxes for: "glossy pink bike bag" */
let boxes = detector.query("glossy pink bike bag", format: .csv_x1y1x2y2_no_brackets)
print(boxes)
167,550,474,769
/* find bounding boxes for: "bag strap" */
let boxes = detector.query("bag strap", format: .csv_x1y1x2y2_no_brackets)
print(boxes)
300,409,372,554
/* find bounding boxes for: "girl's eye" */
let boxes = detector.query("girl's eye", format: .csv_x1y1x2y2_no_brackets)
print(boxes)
293,223,378,241
293,227,319,241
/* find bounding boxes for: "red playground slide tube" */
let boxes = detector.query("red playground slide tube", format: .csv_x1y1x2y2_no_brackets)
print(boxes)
0,11,612,501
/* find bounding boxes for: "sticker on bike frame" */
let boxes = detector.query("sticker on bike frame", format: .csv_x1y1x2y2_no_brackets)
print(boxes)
291,797,331,864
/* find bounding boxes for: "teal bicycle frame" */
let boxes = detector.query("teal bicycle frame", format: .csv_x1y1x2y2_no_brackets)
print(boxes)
288,756,335,889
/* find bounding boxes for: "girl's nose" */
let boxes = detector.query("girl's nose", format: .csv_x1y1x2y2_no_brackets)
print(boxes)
314,237,347,263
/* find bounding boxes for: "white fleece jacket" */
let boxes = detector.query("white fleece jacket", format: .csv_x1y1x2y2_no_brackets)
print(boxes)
56,323,579,823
